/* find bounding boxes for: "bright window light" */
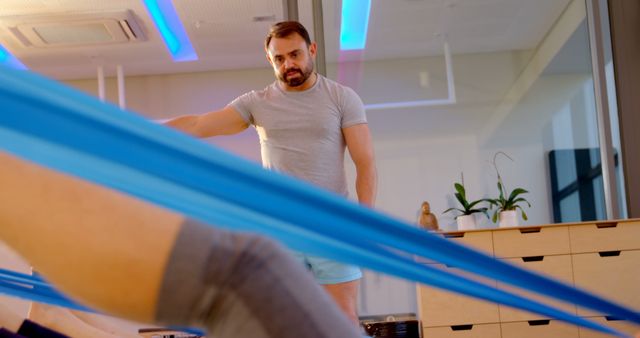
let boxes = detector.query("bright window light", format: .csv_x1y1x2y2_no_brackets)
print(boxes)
340,0,372,50
142,0,198,62
0,44,27,70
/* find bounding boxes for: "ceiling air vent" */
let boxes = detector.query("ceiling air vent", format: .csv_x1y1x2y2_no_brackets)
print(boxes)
5,10,146,48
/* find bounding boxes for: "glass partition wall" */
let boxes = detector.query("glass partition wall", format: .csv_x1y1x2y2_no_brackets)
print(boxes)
308,0,626,315
313,0,626,229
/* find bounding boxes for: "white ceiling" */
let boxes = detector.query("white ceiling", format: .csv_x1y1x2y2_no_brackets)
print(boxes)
0,0,570,80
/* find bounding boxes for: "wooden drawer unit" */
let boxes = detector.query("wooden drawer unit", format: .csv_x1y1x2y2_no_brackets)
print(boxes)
578,316,640,338
493,226,571,258
415,230,494,265
415,220,640,338
422,323,500,338
417,265,499,327
497,255,576,322
572,250,640,316
570,220,640,253
501,320,579,338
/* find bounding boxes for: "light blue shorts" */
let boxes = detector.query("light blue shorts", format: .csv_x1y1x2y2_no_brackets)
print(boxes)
291,251,362,284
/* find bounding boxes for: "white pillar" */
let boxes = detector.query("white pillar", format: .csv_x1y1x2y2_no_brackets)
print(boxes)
97,66,105,102
117,65,126,109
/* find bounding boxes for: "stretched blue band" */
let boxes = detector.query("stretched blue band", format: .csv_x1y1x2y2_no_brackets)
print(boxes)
0,277,90,311
0,65,636,337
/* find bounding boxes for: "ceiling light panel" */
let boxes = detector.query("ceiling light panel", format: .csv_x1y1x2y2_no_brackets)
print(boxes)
340,0,372,50
0,44,27,69
142,0,198,62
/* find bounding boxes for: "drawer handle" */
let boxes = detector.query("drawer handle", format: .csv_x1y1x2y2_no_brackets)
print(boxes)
596,222,618,228
522,256,544,262
451,324,473,331
520,227,541,234
528,320,550,326
604,316,622,321
444,232,465,238
599,251,621,257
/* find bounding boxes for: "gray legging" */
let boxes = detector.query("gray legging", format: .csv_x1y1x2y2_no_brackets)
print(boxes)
155,219,361,338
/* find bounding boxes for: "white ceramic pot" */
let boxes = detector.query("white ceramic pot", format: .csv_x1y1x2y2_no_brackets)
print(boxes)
456,214,476,231
499,210,519,227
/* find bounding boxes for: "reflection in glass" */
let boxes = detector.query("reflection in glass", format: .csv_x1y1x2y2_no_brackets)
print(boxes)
548,148,616,222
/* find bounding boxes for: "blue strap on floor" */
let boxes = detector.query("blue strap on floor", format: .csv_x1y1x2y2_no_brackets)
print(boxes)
0,268,50,288
0,65,636,337
0,269,206,336
0,270,90,311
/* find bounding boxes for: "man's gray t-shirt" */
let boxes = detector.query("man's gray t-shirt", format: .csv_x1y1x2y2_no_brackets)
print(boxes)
229,75,367,196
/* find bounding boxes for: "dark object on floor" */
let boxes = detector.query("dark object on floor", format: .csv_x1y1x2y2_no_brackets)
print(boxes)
363,320,420,338
138,328,203,338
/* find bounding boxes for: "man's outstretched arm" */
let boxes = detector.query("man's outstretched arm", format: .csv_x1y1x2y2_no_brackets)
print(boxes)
164,106,249,138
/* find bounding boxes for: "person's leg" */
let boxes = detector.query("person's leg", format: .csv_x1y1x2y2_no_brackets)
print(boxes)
322,280,360,326
0,302,24,332
69,310,143,338
0,151,182,323
0,151,361,337
306,255,362,326
28,302,133,338
28,270,143,337
156,219,361,338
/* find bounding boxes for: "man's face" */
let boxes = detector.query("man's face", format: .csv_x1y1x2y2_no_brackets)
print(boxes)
266,33,316,88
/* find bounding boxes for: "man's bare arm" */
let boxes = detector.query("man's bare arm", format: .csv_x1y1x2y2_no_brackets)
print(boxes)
165,106,249,138
344,124,377,207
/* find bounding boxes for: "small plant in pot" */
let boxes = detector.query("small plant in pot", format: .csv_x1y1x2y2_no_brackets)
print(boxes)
443,181,489,231
485,152,531,227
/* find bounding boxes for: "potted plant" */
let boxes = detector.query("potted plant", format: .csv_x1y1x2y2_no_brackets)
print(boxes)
443,180,489,231
485,152,531,227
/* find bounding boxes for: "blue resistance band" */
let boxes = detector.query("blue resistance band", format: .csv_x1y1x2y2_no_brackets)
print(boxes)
0,270,90,312
1,107,618,333
0,270,207,337
0,64,632,336
0,65,636,336
0,269,50,288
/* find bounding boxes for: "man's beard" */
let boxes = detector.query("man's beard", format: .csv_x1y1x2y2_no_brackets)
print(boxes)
278,60,314,87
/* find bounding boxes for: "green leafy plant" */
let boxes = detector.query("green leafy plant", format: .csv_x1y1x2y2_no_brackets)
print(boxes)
443,181,489,219
484,152,531,223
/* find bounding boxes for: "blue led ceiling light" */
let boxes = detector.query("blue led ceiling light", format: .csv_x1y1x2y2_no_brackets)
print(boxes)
0,44,27,70
340,0,372,50
142,0,198,62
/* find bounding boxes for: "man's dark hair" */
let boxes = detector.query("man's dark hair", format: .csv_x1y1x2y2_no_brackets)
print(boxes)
264,21,312,49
